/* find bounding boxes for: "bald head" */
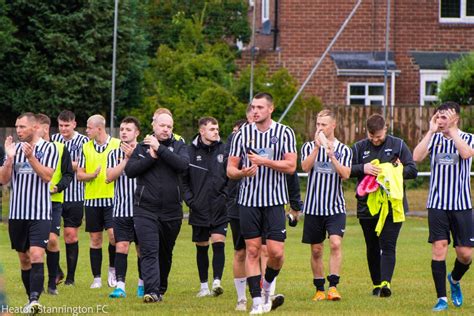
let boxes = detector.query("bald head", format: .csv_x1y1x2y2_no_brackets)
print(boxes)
152,113,174,141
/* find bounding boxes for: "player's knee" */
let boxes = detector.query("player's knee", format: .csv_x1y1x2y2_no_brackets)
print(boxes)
115,242,129,254
235,249,246,263
329,238,342,252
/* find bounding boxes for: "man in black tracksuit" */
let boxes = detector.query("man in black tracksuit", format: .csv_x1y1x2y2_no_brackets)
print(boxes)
125,111,189,303
350,114,417,297
183,117,229,298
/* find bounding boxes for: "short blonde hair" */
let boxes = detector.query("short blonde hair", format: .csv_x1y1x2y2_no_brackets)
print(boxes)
154,107,173,117
317,109,336,120
87,114,106,127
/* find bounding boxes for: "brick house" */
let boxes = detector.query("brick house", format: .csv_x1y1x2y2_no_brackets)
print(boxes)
240,0,473,107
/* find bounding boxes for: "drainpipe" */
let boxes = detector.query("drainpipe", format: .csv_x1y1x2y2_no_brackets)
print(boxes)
273,0,279,50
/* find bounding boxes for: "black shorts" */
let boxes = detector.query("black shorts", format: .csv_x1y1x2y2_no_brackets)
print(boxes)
239,205,286,242
50,202,63,236
62,201,84,228
229,218,246,251
85,205,113,233
302,213,346,244
113,216,137,243
428,208,473,247
9,219,51,252
192,223,228,243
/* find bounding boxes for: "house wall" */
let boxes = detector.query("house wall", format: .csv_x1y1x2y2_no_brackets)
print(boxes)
240,0,474,105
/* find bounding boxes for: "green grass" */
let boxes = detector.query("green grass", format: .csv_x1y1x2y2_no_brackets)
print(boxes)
1,217,473,315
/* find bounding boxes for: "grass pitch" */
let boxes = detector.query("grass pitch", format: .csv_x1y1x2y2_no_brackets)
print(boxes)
0,216,473,315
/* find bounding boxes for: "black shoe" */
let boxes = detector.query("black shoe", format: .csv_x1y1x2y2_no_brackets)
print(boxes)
143,292,162,303
47,287,59,295
379,286,391,297
271,294,285,310
372,287,381,296
64,279,75,286
55,268,65,285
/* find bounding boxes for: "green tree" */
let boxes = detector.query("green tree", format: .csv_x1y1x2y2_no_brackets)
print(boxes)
144,0,250,55
0,0,147,124
0,0,15,60
438,52,474,106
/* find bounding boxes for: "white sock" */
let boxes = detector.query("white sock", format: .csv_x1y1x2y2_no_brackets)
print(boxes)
117,281,125,291
213,279,221,287
108,267,115,273
200,282,209,290
94,277,101,283
439,297,447,302
262,278,272,292
269,277,277,296
138,279,144,286
252,297,263,307
234,278,247,301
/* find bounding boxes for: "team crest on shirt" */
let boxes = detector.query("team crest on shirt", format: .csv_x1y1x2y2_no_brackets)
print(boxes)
217,154,224,163
168,147,174,152
270,136,279,144
196,155,202,161
71,144,79,151
363,150,370,159
334,152,341,160
35,151,44,160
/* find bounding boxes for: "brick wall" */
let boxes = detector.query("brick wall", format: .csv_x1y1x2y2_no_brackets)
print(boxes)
240,0,474,105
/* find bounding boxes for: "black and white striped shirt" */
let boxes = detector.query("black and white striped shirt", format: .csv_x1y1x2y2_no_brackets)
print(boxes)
229,121,297,207
51,132,89,202
9,139,59,220
301,140,352,216
107,148,135,217
79,136,113,207
427,130,474,211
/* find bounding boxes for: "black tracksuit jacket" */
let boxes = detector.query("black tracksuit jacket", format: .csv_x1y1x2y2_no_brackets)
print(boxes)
183,135,228,227
350,135,418,219
125,136,189,221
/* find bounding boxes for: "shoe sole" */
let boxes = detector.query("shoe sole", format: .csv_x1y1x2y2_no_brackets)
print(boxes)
328,296,341,301
212,287,224,297
271,295,285,310
379,288,391,297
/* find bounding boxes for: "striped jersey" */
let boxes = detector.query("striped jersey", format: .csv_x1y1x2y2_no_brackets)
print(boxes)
79,136,113,207
301,140,352,216
51,132,89,202
107,148,136,217
427,130,474,211
229,121,297,207
9,138,59,220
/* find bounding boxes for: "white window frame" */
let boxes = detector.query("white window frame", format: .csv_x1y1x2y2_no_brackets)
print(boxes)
419,70,449,105
439,0,474,23
347,83,385,106
262,0,270,22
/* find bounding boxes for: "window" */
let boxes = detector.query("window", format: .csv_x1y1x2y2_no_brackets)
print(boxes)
440,0,474,23
262,0,270,22
347,83,385,106
419,70,449,105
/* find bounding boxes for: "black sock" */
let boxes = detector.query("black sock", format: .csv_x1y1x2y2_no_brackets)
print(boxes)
212,242,225,281
451,258,471,282
115,253,128,283
327,274,340,287
247,275,262,298
196,245,209,283
137,256,142,280
30,263,44,302
108,243,116,268
46,250,59,289
264,266,280,284
313,278,325,291
65,242,79,282
431,260,446,298
90,248,102,278
21,269,31,297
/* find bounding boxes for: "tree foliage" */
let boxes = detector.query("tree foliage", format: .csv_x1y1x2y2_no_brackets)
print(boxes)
0,0,15,60
0,0,147,124
438,52,474,106
144,0,251,55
